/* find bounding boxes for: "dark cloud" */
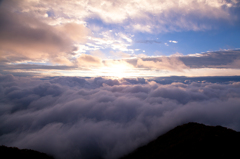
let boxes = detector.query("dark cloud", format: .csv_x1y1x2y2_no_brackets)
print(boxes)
0,64,77,70
179,50,240,68
1,74,240,159
151,76,240,84
122,78,147,85
124,50,240,70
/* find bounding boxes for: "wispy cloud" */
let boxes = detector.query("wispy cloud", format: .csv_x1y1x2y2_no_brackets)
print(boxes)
169,40,178,43
135,40,161,44
136,57,189,71
2,50,240,77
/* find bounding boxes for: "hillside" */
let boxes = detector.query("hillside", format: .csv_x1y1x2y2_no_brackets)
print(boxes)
120,122,240,159
1,122,240,159
0,145,54,159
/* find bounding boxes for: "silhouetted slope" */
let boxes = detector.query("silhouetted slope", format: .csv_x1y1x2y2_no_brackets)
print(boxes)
120,122,240,159
0,145,54,159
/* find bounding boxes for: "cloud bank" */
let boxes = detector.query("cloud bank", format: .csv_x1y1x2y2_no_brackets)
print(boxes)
1,50,240,77
126,50,240,70
1,74,240,159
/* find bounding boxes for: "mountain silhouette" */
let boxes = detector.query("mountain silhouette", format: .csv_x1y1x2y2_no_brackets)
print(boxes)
1,122,240,159
120,122,240,159
0,145,54,159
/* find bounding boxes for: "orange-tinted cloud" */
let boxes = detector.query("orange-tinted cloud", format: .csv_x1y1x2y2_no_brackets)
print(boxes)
56,23,90,43
77,54,103,67
137,57,189,71
0,1,89,65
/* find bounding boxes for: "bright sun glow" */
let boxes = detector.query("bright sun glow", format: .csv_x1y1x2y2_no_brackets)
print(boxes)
95,62,138,78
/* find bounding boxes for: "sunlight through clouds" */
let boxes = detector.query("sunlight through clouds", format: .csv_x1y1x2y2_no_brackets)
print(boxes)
1,1,240,159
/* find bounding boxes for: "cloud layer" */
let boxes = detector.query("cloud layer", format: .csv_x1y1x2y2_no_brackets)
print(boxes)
11,0,238,33
126,50,240,70
1,74,240,159
1,49,240,77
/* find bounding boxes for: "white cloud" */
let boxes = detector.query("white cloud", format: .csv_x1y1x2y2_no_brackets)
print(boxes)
118,33,133,43
12,0,238,33
169,40,178,43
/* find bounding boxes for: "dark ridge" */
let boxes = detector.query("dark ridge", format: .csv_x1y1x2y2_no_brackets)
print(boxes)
120,122,240,159
0,145,54,159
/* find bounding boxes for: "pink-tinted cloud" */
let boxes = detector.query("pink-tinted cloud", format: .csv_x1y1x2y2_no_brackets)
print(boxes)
0,1,89,65
136,56,189,71
77,54,103,67
5,0,238,33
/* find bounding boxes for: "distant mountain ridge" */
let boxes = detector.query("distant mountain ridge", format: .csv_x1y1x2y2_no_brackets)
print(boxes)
120,122,240,159
0,145,54,159
1,122,240,159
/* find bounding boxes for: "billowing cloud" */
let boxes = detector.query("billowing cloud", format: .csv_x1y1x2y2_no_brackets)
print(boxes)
3,0,239,33
0,0,89,65
0,8,69,60
1,74,240,159
56,23,90,43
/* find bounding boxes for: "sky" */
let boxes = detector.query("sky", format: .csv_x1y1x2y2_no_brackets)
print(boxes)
0,0,240,77
1,0,240,159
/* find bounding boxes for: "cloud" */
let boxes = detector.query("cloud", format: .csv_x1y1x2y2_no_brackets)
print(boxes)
136,56,189,71
85,31,134,54
180,50,240,69
56,23,90,43
169,40,178,43
77,54,103,68
4,0,239,33
0,0,89,65
131,24,152,33
90,50,107,59
0,7,70,60
1,74,240,159
125,50,240,72
109,51,132,59
118,33,133,43
1,50,240,77
105,60,134,71
135,40,161,44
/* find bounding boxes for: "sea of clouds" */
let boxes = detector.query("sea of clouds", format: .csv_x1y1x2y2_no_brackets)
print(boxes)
1,74,240,159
